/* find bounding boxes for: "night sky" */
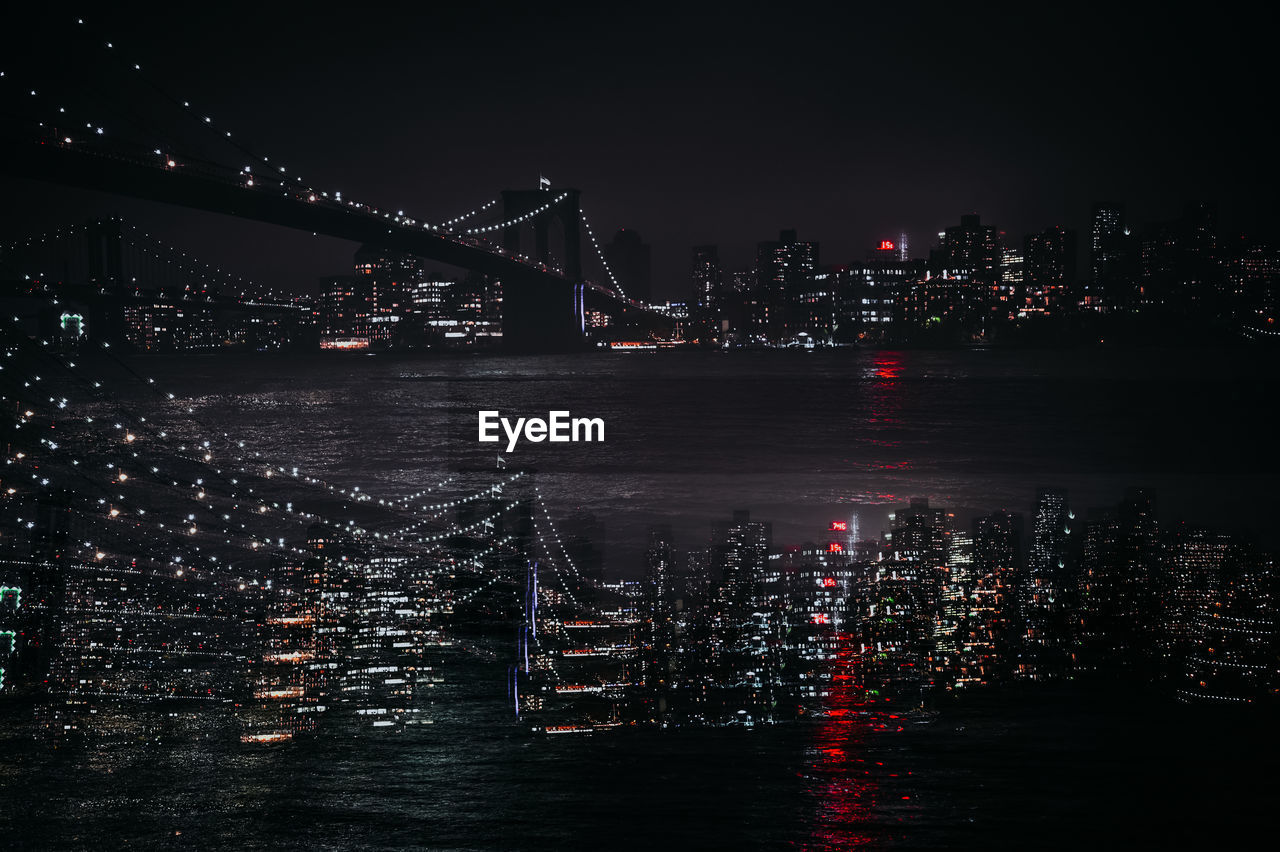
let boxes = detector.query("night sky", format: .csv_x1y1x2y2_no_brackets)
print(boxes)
2,3,1273,300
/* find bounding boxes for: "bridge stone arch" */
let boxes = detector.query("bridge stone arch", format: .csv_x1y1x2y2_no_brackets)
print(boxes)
501,189,582,281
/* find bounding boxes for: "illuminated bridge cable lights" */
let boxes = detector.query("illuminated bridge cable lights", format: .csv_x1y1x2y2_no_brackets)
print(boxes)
9,58,655,314
0,67,112,149
461,193,570,235
580,210,627,300
75,16,324,201
121,223,264,295
427,198,500,231
5,319,454,526
16,417,514,563
4,344,429,566
531,489,602,590
58,16,443,234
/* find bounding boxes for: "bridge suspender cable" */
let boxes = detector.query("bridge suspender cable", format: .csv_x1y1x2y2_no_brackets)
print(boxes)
579,210,628,300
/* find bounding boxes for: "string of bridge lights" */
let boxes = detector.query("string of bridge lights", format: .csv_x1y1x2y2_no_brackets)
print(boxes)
6,72,111,145
376,477,458,511
461,193,570,235
377,474,529,539
6,434,310,573
6,408,504,577
74,17,327,199
2,325,531,569
9,417,456,567
401,499,524,545
445,532,527,607
580,210,628,299
8,95,624,306
531,489,596,587
121,222,266,297
5,374,533,581
33,327,459,517
1,220,96,254
10,19,643,304
0,219,281,303
38,18,415,240
433,198,500,231
54,642,236,659
13,37,608,289
66,16,532,247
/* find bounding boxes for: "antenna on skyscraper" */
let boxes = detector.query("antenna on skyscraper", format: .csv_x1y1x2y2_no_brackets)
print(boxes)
899,232,909,261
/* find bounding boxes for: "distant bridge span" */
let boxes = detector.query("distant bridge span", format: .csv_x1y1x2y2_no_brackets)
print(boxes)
0,136,668,350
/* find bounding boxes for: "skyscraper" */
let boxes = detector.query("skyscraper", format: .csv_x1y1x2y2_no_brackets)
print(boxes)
965,510,1022,683
755,229,819,340
1091,203,1134,309
934,214,1000,284
1020,489,1074,680
1024,226,1077,314
690,244,721,308
710,510,779,724
1078,489,1160,674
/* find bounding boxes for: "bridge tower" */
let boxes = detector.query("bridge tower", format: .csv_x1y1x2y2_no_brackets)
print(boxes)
499,188,586,352
500,188,582,280
85,218,125,290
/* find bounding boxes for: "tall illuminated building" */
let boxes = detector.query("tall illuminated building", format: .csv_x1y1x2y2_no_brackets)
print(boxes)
1019,489,1074,680
1024,226,1077,314
965,510,1021,683
885,498,950,573
714,510,772,610
1000,247,1025,298
934,214,1000,284
1091,203,1134,310
689,244,723,340
1161,525,1233,657
1078,489,1160,674
353,245,420,344
690,244,721,306
935,529,974,680
1177,545,1276,706
755,229,819,341
318,274,372,346
710,510,779,725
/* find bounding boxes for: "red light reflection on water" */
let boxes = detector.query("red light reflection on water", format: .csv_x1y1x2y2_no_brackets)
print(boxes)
872,353,902,382
798,632,882,849
861,353,906,479
867,353,903,433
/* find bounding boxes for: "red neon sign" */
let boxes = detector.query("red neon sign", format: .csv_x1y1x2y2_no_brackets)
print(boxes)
878,240,895,251
812,613,830,624
821,578,838,588
830,520,848,531
828,542,844,553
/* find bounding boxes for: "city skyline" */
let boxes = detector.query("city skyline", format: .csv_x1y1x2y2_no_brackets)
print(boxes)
2,5,1275,300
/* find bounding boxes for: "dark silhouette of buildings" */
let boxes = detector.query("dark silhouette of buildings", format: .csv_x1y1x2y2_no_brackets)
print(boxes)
603,228,652,304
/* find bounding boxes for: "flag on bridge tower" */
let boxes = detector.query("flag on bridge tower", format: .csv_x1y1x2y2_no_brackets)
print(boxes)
539,175,551,190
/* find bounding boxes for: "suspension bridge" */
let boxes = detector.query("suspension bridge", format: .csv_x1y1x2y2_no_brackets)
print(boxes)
0,16,671,351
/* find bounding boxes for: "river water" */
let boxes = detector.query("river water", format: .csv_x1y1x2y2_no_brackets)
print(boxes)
2,673,1274,850
141,346,1279,565
2,346,1276,848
